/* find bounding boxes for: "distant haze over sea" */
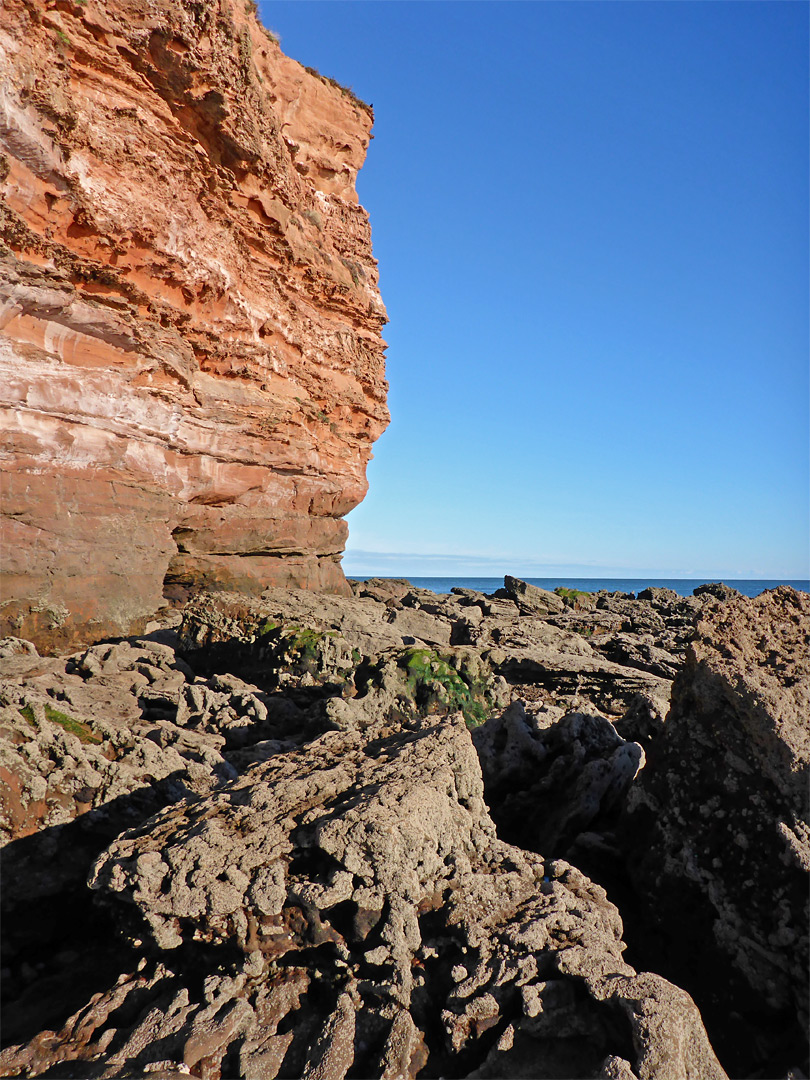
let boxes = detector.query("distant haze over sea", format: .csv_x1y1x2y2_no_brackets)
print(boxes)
348,577,810,599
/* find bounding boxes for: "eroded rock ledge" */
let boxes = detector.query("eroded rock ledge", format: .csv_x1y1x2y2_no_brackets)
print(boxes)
2,579,806,1078
0,0,389,651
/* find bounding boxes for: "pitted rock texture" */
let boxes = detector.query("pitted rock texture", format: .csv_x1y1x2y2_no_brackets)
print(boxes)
624,586,810,1077
0,625,316,1047
179,582,683,723
2,711,726,1080
0,578,756,1076
0,0,388,651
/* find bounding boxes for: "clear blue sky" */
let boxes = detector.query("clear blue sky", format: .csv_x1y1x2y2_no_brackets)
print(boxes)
261,1,809,580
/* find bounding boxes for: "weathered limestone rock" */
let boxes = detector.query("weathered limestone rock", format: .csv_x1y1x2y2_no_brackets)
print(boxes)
1,709,727,1079
0,0,388,651
0,626,319,1047
691,582,742,601
349,577,414,604
177,586,684,726
1,578,748,1076
624,586,810,1077
178,590,508,729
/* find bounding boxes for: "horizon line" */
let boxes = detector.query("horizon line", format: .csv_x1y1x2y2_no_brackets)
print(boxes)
341,550,809,581
345,574,810,582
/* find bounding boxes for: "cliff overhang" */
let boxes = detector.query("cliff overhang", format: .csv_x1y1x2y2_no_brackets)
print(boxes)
0,0,389,651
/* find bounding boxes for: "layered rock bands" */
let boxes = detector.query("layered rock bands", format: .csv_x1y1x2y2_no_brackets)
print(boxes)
0,0,389,651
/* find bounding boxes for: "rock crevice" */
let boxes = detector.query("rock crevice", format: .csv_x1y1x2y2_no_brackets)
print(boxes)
4,579,805,1078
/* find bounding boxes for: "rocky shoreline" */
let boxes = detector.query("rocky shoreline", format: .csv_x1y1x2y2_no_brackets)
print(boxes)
1,577,806,1079
2,1,806,1075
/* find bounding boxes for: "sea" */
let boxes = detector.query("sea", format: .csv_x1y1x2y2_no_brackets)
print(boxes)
351,577,810,599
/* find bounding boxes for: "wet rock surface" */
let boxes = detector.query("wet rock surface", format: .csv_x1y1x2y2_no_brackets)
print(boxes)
0,579,806,1078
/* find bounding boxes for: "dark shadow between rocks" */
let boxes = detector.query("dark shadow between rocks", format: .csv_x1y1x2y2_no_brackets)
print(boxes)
1,873,137,1050
473,706,807,1080
566,834,807,1080
0,778,199,1050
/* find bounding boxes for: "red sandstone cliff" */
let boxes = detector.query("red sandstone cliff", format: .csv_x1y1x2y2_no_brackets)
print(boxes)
0,0,388,650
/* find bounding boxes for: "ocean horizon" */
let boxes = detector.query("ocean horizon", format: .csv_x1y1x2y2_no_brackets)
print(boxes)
348,576,810,599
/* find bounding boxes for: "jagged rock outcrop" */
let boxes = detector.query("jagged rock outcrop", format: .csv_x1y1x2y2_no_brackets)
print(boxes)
1,709,726,1080
0,0,388,651
176,582,683,723
623,586,810,1078
0,626,304,1045
3,577,788,1077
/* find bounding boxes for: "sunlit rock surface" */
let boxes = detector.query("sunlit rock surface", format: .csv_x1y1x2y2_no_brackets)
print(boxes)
0,0,388,650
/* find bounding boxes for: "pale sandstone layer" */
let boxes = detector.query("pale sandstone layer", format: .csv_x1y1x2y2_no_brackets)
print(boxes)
0,0,388,650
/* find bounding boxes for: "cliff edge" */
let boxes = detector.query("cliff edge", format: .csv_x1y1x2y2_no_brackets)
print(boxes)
0,0,389,651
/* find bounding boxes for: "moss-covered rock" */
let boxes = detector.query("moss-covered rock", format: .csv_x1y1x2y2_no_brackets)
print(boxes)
257,624,358,690
178,594,507,727
350,646,505,729
19,702,101,744
179,596,364,694
401,647,490,727
554,587,596,611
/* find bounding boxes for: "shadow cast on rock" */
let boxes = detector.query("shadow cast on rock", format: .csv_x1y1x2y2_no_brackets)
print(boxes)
1,778,195,1049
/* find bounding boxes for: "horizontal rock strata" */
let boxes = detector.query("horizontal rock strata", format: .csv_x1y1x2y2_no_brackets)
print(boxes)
0,0,388,650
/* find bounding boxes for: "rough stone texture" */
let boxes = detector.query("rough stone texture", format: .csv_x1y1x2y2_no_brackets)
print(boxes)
0,577,696,928
624,586,810,1077
473,700,644,857
0,0,388,651
349,577,414,604
500,575,566,616
180,587,454,661
2,709,726,1080
176,587,677,726
0,625,318,1047
180,579,685,721
691,582,742,602
177,589,509,731
1,577,757,1077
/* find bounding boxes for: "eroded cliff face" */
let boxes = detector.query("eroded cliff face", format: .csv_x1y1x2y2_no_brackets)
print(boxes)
0,0,388,650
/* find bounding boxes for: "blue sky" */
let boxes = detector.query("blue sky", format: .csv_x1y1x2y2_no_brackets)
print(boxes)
261,1,809,579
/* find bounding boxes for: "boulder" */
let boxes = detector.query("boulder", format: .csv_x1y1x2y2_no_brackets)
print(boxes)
692,582,742,601
637,587,680,606
501,576,566,615
1,709,726,1079
349,578,414,604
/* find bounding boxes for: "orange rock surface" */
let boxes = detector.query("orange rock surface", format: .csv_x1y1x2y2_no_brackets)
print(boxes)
0,0,389,650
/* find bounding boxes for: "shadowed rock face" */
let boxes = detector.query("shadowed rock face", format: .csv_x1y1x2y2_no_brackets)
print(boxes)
623,586,810,1077
0,0,388,651
0,582,738,1079
3,581,805,1078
